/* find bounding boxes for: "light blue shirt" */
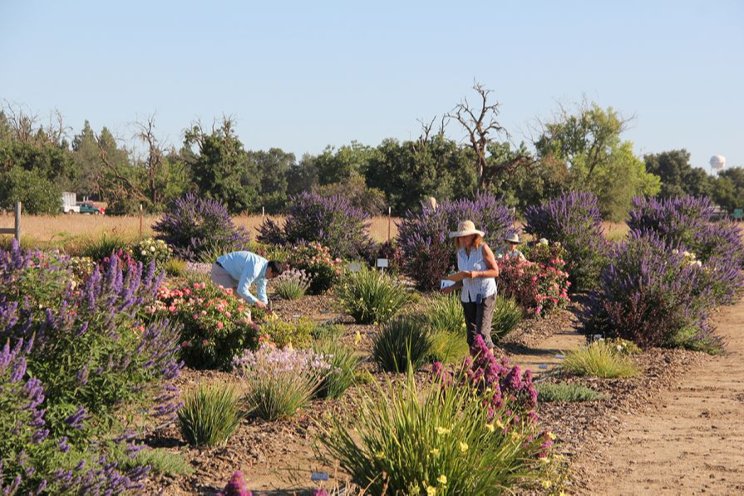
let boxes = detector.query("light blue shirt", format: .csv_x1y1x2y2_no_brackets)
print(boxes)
457,246,498,303
216,251,268,304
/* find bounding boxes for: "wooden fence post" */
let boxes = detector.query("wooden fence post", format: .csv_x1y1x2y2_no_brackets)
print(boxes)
387,206,392,243
139,204,143,239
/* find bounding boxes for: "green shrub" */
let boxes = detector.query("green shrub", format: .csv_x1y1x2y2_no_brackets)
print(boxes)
287,242,343,294
164,258,187,277
178,384,242,447
80,234,129,260
536,382,605,402
321,376,549,495
313,340,361,399
561,341,639,378
157,281,260,370
336,267,411,324
425,295,466,334
312,323,346,341
261,317,316,349
428,329,470,364
372,316,432,372
491,296,523,341
130,237,172,267
121,448,193,477
272,268,311,300
235,346,329,421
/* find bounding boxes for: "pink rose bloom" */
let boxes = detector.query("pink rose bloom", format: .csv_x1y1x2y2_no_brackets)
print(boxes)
217,321,225,330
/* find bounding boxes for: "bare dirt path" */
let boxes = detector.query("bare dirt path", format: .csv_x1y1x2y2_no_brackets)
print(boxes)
575,300,744,495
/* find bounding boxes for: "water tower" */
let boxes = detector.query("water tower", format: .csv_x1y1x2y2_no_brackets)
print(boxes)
710,155,726,174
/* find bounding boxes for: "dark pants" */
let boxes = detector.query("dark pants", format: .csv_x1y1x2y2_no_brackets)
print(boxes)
462,294,496,349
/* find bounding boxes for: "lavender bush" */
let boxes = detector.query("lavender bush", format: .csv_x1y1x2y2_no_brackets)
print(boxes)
153,193,250,261
583,232,721,352
0,241,182,436
0,339,150,495
259,192,373,259
628,195,744,303
524,191,609,291
397,194,515,291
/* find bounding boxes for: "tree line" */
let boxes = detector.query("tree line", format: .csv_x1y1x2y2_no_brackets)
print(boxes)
1,86,742,220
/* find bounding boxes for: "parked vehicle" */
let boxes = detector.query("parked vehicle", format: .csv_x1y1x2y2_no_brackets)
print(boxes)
62,192,80,214
78,202,104,215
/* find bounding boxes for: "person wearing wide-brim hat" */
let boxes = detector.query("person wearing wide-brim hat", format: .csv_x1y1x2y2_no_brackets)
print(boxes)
501,232,526,261
442,220,500,350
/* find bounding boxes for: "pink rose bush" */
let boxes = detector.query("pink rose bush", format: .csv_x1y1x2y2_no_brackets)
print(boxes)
154,281,264,370
497,243,570,317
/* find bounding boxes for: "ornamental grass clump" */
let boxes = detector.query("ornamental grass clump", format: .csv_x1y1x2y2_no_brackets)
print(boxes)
272,268,311,300
320,371,551,495
524,191,609,291
372,315,433,372
584,231,720,351
397,194,515,291
234,345,331,420
560,341,639,378
336,267,411,324
153,193,250,261
178,384,242,447
491,296,523,341
313,340,361,399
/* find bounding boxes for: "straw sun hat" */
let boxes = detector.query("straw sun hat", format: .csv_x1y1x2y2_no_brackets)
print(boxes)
448,220,485,238
504,233,520,244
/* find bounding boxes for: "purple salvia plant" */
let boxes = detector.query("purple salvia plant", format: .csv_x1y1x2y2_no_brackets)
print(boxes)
153,193,250,261
398,193,514,290
584,231,721,350
628,195,744,303
524,191,609,291
278,191,373,259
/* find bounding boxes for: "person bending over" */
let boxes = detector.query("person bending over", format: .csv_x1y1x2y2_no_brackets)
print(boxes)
211,251,285,309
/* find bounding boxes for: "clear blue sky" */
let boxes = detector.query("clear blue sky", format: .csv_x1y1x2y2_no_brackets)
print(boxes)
1,0,742,171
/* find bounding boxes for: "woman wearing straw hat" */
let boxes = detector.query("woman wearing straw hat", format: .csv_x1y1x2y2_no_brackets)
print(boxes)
501,232,526,261
442,220,500,349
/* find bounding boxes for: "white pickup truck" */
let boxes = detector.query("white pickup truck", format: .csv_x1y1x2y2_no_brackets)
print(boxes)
62,192,80,214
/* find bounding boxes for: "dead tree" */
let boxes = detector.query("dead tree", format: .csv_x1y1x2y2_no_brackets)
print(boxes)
449,83,532,192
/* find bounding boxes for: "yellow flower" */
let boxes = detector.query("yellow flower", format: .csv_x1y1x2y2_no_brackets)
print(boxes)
540,456,551,464
495,419,505,429
510,430,520,440
436,426,451,435
354,330,362,344
437,474,447,485
430,448,440,456
459,441,469,453
426,486,437,496
541,480,553,489
374,450,385,459
547,431,557,440
485,423,495,433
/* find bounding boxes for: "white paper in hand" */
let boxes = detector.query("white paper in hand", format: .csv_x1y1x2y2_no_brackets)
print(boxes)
440,279,455,290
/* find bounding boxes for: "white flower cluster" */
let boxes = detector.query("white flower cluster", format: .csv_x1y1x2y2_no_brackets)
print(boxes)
672,249,703,267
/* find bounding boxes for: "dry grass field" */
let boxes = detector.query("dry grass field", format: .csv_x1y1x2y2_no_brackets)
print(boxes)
0,213,400,249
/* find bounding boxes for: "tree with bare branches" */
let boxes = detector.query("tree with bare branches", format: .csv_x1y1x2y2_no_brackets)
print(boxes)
448,83,532,192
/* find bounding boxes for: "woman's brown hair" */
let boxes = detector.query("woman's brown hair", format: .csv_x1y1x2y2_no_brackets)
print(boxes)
454,234,484,249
